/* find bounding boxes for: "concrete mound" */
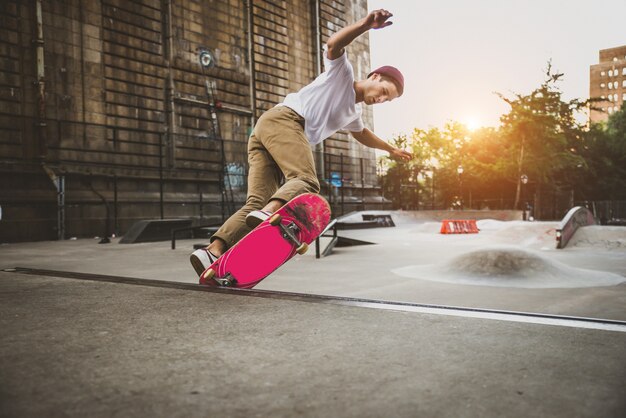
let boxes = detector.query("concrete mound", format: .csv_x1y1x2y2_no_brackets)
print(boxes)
567,226,626,250
392,246,626,289
445,248,558,278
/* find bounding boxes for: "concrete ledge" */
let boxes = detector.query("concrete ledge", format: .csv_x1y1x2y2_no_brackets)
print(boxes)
403,209,523,222
557,206,596,249
120,219,193,244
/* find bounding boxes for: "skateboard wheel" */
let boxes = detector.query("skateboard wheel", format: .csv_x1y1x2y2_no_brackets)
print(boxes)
296,242,308,255
202,268,216,282
269,213,283,226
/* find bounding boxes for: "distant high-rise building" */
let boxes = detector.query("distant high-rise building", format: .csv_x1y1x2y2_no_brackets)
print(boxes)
589,45,626,123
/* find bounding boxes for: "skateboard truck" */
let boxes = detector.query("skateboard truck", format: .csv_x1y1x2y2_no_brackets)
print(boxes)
202,270,237,287
213,273,237,287
269,214,309,254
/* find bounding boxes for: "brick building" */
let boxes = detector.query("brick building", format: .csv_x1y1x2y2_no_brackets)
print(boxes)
0,0,380,242
589,45,626,123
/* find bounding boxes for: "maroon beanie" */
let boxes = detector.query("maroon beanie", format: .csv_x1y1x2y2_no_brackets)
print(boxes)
367,65,404,96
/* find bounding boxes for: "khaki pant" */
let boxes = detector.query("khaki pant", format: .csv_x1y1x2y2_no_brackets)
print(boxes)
211,106,320,249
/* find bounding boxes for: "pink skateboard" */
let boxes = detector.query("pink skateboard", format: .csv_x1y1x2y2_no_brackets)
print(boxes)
199,193,331,289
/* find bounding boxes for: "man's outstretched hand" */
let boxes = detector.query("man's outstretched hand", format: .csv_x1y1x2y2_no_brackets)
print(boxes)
389,147,413,162
365,9,393,30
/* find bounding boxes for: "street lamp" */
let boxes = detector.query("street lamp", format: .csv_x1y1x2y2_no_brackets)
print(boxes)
520,174,528,220
457,165,464,210
424,168,434,210
414,167,419,211
377,159,385,210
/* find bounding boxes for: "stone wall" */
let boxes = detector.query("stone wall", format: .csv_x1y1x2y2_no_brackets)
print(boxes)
0,0,377,242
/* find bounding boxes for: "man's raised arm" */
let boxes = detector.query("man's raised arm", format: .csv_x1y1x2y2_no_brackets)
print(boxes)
326,9,393,60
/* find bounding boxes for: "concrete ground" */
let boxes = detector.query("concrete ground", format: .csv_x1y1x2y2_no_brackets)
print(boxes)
1,211,625,416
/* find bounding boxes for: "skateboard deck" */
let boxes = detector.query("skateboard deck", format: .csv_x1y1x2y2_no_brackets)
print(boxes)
199,193,331,289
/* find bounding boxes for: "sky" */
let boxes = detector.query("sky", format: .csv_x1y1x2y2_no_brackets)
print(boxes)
366,0,626,140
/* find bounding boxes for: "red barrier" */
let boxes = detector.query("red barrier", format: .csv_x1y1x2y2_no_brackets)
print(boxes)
440,219,479,234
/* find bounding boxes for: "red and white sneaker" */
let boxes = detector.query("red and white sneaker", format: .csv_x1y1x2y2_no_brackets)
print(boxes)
190,248,219,277
245,210,272,229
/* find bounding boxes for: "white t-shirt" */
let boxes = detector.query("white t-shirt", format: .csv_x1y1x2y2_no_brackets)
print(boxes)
281,49,364,146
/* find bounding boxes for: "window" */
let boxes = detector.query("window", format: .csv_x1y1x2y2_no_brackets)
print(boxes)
623,93,626,102
608,107,614,114
601,71,606,76
623,67,626,76
609,70,613,77
623,80,626,88
601,83,606,88
614,57,619,62
608,82,613,89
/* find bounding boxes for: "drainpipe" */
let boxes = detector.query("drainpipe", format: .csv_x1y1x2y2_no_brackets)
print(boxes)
311,0,325,183
88,175,111,244
312,0,322,77
43,165,65,240
36,2,60,235
245,0,257,126
34,0,47,158
162,0,176,168
79,4,86,124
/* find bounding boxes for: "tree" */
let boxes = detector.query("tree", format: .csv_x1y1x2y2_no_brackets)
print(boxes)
462,126,512,208
497,62,587,209
383,123,474,209
581,106,626,200
605,107,626,199
380,62,621,215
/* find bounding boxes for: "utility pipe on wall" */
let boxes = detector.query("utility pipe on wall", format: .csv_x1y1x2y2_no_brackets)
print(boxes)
163,0,176,168
245,0,257,126
34,0,47,157
312,0,325,182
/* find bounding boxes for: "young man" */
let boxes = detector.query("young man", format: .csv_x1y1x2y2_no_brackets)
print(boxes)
190,9,412,275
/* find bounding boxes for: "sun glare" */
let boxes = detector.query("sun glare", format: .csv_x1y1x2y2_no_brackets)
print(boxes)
464,117,481,131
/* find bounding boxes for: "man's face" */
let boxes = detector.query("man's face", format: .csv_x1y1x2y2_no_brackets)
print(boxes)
363,74,400,105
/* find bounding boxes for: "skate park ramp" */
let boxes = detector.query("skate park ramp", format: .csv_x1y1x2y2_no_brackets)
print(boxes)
392,218,625,288
479,219,558,249
259,212,626,320
566,225,626,249
1,211,626,416
392,247,626,288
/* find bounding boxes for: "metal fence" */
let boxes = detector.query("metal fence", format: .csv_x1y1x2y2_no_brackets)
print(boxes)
1,115,389,240
321,153,384,216
11,116,622,241
580,200,626,224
